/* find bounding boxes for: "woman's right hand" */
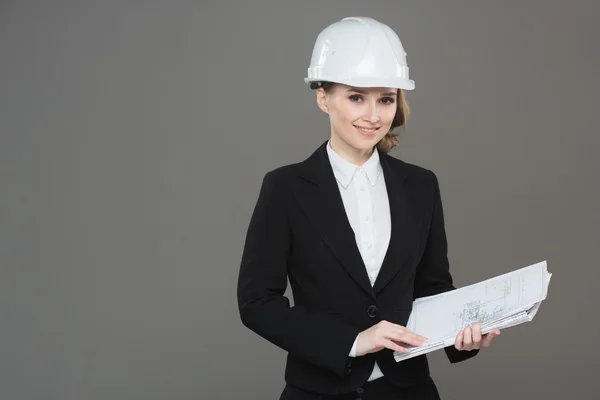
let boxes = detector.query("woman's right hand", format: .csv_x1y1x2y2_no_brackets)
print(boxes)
355,320,428,356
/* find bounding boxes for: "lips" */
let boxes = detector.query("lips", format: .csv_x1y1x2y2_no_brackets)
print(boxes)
354,125,380,136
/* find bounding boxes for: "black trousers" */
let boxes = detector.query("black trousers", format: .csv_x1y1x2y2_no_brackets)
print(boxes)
280,377,441,400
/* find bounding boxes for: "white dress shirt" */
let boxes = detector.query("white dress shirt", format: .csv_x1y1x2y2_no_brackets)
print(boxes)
326,140,391,382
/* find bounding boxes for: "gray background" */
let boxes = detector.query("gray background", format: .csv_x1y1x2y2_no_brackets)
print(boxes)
2,0,598,399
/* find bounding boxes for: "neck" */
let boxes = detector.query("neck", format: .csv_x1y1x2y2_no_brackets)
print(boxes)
329,135,374,166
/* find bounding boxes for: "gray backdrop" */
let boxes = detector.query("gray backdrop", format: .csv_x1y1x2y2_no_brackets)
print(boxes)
2,1,598,399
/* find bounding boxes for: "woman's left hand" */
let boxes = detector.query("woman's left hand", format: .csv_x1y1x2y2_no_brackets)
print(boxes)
454,322,501,351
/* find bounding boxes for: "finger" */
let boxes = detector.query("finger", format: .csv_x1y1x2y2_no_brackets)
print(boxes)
472,323,482,347
482,330,501,348
384,325,427,344
390,332,428,348
407,331,428,343
463,325,473,347
454,330,464,350
389,324,428,343
415,333,428,342
382,338,409,353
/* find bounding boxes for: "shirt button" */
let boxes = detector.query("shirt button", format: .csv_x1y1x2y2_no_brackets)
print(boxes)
367,243,372,250
360,186,365,191
365,216,370,221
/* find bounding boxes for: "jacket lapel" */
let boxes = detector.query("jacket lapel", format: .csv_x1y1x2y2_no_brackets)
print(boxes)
292,142,376,299
372,152,419,294
292,141,420,299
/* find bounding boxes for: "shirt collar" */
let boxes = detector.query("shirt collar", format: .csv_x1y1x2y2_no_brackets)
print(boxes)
326,140,382,189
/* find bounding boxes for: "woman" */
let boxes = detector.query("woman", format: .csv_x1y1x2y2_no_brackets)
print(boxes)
237,17,500,400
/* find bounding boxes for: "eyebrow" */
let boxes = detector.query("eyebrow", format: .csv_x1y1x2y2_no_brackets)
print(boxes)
346,88,397,96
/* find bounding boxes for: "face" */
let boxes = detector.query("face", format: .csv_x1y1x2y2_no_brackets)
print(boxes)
316,83,398,156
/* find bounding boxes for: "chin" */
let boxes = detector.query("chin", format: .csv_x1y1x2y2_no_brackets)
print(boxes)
349,135,383,151
334,130,384,152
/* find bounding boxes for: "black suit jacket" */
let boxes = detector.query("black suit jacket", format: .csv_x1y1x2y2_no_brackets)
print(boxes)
237,141,477,395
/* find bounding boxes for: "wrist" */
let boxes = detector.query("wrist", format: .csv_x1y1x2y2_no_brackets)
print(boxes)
354,331,364,357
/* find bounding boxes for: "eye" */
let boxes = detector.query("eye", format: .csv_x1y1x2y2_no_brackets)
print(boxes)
380,97,396,105
348,95,363,102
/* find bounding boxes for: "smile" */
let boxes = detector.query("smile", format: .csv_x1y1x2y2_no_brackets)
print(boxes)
354,125,380,136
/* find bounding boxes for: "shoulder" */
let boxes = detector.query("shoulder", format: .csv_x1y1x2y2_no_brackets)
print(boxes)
254,161,305,203
380,152,440,187
260,144,322,187
261,161,303,186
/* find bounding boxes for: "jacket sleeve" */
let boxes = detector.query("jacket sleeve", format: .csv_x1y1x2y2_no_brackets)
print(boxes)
237,171,361,376
413,170,479,363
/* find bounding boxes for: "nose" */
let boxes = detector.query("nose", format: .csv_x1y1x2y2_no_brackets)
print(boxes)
364,102,380,124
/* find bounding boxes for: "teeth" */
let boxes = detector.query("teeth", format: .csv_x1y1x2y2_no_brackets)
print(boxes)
356,126,377,132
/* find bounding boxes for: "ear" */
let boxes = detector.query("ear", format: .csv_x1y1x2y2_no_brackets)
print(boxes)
316,88,329,115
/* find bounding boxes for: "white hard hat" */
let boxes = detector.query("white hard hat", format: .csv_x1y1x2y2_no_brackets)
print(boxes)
304,17,415,90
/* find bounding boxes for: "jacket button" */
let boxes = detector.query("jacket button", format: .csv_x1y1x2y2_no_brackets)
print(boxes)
356,387,364,394
366,305,378,318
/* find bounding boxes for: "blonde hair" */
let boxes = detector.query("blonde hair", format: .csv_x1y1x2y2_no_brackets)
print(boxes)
318,82,410,153
376,88,410,153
